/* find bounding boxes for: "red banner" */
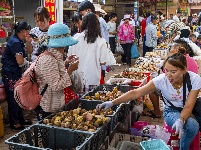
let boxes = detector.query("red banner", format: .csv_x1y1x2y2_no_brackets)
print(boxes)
44,0,56,25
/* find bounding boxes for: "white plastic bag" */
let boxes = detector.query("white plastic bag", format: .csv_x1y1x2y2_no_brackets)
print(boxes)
115,44,124,54
106,48,116,66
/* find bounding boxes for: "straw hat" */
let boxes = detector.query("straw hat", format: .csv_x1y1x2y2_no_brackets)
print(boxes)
93,4,107,15
40,23,78,48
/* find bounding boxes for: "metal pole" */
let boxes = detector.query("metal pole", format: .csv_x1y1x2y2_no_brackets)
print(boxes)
155,0,157,11
166,0,168,19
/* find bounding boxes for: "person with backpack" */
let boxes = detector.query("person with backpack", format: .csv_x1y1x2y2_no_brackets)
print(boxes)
97,51,201,150
1,22,32,130
33,23,78,120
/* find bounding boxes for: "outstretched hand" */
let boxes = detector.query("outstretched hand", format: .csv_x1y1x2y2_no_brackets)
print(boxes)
96,101,113,111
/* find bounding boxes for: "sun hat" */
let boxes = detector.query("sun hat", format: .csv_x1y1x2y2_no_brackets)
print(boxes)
123,14,131,20
39,23,78,48
93,3,107,15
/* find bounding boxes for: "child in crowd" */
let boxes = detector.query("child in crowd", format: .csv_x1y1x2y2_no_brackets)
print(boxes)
196,35,201,48
189,34,197,43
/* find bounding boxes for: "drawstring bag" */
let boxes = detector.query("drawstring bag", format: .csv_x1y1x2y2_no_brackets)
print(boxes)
131,43,140,59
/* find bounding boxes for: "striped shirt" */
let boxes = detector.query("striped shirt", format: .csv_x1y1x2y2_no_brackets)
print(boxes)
30,27,48,62
166,22,187,38
35,48,71,112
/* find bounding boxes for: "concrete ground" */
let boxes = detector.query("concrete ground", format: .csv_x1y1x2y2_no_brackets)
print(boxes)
0,43,165,149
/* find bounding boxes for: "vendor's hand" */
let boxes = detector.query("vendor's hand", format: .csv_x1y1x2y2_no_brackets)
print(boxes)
96,101,113,110
172,118,184,139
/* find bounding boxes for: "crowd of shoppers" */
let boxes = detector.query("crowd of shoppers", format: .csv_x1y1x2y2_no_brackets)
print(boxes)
1,4,201,150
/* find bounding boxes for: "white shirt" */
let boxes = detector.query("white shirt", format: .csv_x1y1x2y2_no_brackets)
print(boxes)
68,31,109,86
152,71,201,108
107,21,116,37
30,27,48,62
173,15,180,22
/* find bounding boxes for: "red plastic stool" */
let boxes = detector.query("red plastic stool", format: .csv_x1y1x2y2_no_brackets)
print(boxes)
164,122,200,150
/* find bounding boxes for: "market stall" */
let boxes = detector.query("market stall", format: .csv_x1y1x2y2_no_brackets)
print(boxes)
4,41,201,150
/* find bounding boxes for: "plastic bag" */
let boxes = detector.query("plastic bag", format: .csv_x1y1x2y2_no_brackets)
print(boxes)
64,87,78,104
115,44,124,54
131,43,140,59
106,48,116,66
70,70,84,94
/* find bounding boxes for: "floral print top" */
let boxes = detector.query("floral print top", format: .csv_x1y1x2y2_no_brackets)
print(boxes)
118,23,134,44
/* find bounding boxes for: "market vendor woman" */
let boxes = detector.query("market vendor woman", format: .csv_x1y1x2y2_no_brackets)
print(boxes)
97,50,201,150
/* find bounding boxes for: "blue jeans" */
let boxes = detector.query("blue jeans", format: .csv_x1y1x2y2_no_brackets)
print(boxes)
164,108,199,150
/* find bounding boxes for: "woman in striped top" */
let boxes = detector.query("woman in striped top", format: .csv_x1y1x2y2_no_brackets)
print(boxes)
34,23,78,120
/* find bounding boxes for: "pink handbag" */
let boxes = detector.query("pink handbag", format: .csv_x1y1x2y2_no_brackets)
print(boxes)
0,84,6,101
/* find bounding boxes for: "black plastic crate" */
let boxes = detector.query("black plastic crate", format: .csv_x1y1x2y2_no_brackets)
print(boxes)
5,124,93,150
81,85,137,122
39,99,111,150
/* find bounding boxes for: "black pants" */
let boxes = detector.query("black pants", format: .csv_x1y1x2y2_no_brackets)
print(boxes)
121,43,132,65
146,46,154,52
109,37,116,54
1,69,25,127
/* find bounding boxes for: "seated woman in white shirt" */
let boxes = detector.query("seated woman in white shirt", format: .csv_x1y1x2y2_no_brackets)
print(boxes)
97,51,201,150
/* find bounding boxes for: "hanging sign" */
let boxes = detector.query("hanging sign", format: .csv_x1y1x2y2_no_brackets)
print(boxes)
44,0,56,24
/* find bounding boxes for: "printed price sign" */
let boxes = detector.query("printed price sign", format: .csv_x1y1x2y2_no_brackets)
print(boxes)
44,0,56,24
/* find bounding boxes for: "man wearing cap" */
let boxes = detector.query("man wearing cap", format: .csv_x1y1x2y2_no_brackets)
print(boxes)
145,15,162,52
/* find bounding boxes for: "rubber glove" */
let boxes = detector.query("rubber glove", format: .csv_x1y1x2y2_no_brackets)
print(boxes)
96,101,113,110
172,118,184,139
